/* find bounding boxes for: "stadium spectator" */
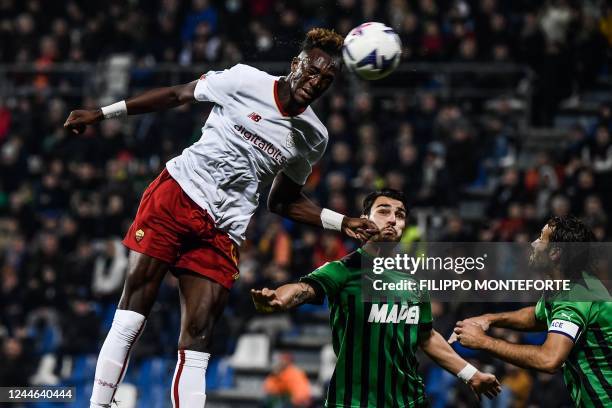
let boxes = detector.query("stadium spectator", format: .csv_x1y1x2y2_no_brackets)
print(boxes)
263,353,312,408
0,336,38,386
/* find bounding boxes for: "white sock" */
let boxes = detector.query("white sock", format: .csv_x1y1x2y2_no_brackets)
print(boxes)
171,349,210,408
90,309,146,408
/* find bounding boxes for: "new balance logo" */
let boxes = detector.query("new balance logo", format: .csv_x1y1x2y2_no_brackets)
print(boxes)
368,304,420,324
248,112,262,122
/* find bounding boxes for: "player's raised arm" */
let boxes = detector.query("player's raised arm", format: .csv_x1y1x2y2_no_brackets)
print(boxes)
448,306,546,344
452,321,574,374
251,283,317,312
267,172,379,241
419,329,502,400
63,80,198,134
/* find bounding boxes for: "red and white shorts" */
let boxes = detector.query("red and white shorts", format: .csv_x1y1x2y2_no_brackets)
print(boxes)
123,169,240,289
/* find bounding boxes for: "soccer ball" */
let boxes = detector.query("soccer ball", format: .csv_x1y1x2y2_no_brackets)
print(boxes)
342,22,402,80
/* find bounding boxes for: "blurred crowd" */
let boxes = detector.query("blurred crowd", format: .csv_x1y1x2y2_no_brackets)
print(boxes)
1,0,611,123
1,0,611,65
0,0,611,406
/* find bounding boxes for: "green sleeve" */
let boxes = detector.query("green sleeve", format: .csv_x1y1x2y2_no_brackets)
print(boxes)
547,301,592,342
299,261,348,303
534,297,546,321
419,301,433,325
550,301,591,327
417,301,433,341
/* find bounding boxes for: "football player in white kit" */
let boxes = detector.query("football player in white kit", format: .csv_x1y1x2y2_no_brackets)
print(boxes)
64,28,378,408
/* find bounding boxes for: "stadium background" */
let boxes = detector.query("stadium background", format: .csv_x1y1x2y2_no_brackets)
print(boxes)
0,0,610,407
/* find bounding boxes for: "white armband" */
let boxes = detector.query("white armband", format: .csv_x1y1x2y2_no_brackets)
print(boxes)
549,319,580,341
457,363,478,383
320,208,344,231
101,100,127,119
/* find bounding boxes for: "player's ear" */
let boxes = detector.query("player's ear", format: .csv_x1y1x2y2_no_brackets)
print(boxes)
549,246,561,263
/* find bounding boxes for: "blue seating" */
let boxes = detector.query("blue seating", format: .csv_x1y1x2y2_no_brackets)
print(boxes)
451,341,480,358
206,358,220,390
101,304,117,333
135,357,173,407
522,331,547,345
426,366,458,408
67,354,98,383
205,357,235,391
137,383,168,408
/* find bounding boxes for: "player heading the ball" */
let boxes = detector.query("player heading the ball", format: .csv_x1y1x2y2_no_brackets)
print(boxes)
64,28,379,408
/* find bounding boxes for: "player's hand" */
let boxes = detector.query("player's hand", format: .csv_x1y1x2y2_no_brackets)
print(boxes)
468,371,501,400
251,288,284,313
448,314,491,344
63,109,104,134
341,217,379,241
452,320,490,349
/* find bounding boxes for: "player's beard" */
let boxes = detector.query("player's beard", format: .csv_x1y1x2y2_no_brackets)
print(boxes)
366,227,401,255
379,227,401,243
528,246,552,273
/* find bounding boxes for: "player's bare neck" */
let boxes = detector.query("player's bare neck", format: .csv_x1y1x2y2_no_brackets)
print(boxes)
362,241,395,257
277,77,307,115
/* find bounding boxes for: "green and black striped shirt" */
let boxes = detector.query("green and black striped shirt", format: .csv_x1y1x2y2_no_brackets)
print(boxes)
301,248,432,408
534,276,612,407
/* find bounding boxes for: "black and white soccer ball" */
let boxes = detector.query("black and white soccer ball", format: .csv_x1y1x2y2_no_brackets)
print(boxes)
342,22,402,80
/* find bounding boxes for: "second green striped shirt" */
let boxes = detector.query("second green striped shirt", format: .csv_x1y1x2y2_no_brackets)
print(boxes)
301,248,432,408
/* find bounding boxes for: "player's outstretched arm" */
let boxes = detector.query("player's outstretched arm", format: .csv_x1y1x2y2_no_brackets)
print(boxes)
452,321,574,374
448,306,546,344
251,283,317,313
268,172,378,241
63,80,198,134
420,329,501,400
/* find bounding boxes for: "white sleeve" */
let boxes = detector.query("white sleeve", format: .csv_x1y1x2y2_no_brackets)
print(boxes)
193,64,243,104
283,136,328,185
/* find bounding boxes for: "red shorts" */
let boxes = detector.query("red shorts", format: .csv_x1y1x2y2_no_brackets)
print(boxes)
123,169,240,289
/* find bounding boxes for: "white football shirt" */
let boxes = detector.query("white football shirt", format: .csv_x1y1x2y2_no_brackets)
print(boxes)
166,64,328,245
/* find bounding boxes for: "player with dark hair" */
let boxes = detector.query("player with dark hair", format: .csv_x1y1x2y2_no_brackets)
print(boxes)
451,215,611,407
64,28,378,408
252,189,502,407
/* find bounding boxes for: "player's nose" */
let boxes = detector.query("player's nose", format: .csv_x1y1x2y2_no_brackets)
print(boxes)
309,75,322,90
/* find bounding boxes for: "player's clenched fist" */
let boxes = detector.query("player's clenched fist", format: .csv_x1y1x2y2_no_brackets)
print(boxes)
63,109,103,134
342,217,379,241
453,320,490,349
468,371,502,400
448,314,491,344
